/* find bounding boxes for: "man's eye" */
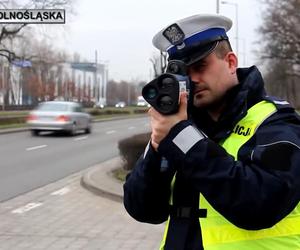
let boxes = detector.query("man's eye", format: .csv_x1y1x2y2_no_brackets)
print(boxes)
196,64,206,70
188,62,206,73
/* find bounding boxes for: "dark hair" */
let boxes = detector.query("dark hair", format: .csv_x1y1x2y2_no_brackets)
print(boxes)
214,40,233,59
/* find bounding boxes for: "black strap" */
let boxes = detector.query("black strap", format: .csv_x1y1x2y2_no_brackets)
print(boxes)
164,206,206,250
164,216,204,250
164,217,192,250
165,173,205,250
170,206,207,219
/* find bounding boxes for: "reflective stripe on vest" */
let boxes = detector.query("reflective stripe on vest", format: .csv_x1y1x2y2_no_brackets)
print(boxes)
160,100,300,250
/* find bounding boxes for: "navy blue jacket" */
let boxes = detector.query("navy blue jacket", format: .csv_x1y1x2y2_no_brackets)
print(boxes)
123,66,300,249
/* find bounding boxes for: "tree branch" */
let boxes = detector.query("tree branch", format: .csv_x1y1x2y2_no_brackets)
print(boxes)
0,24,27,42
0,49,17,62
260,54,300,65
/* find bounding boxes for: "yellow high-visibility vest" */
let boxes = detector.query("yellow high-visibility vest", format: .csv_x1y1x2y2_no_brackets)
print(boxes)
160,100,300,250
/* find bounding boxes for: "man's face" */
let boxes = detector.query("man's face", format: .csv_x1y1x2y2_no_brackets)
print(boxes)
188,52,237,109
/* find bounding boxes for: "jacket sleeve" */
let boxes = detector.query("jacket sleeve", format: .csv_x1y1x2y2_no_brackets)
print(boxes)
157,117,300,230
123,141,176,224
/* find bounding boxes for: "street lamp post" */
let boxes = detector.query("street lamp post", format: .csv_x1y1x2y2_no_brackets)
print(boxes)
221,1,239,57
216,0,220,13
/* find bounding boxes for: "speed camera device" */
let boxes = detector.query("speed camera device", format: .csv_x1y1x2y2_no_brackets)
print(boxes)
142,60,193,115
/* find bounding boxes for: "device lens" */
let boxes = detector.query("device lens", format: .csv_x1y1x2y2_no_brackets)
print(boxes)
158,95,173,110
161,77,175,90
144,87,157,99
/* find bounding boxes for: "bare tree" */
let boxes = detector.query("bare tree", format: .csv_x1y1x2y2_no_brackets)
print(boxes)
0,0,75,62
149,51,167,78
0,0,75,108
106,80,118,105
258,0,300,107
19,39,70,104
106,79,139,106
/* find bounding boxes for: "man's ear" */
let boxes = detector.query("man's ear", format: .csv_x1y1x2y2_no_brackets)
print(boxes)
225,52,238,74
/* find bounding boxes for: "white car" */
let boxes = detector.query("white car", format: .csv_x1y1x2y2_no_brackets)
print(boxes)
27,101,92,136
115,102,126,108
137,96,150,107
137,101,151,107
94,102,105,109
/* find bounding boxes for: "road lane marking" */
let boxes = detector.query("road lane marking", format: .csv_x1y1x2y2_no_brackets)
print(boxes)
74,136,88,141
106,130,116,134
51,187,70,196
12,202,43,214
128,126,136,130
26,145,47,151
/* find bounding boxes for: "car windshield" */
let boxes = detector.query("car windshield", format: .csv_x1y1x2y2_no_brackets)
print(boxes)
38,103,71,112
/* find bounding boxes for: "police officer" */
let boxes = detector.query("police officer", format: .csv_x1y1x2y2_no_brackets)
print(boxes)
123,14,300,250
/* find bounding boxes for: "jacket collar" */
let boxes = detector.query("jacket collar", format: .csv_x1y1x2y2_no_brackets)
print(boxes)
191,66,266,140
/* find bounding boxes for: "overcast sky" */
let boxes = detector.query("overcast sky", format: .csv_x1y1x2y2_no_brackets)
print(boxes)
56,0,264,82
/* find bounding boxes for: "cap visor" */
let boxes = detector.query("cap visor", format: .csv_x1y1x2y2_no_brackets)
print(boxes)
169,41,219,66
186,41,219,65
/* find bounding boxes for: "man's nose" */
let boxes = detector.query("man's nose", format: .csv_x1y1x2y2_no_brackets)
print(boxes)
189,72,202,83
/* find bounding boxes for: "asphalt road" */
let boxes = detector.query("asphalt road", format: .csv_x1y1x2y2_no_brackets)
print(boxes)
0,117,150,202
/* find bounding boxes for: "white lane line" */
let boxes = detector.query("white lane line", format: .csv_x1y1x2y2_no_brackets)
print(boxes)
12,202,43,214
106,130,116,134
128,126,136,130
74,136,88,141
26,145,47,151
51,187,70,196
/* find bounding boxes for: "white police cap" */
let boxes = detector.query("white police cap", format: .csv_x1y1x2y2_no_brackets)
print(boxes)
152,14,232,65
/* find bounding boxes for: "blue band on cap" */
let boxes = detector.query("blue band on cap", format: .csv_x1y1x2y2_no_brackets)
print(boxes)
167,28,227,55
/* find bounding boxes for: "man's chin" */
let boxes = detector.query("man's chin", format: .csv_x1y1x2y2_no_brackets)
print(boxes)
193,94,209,106
193,100,210,108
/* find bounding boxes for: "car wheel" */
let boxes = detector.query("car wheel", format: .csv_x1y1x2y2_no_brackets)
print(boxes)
31,130,39,136
69,123,77,136
85,125,91,134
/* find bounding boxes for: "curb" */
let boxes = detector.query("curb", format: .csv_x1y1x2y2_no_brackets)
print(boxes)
0,127,28,135
80,176,123,203
80,157,124,203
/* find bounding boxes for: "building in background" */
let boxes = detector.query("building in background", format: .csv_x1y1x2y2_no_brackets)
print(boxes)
0,59,108,107
69,62,108,105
